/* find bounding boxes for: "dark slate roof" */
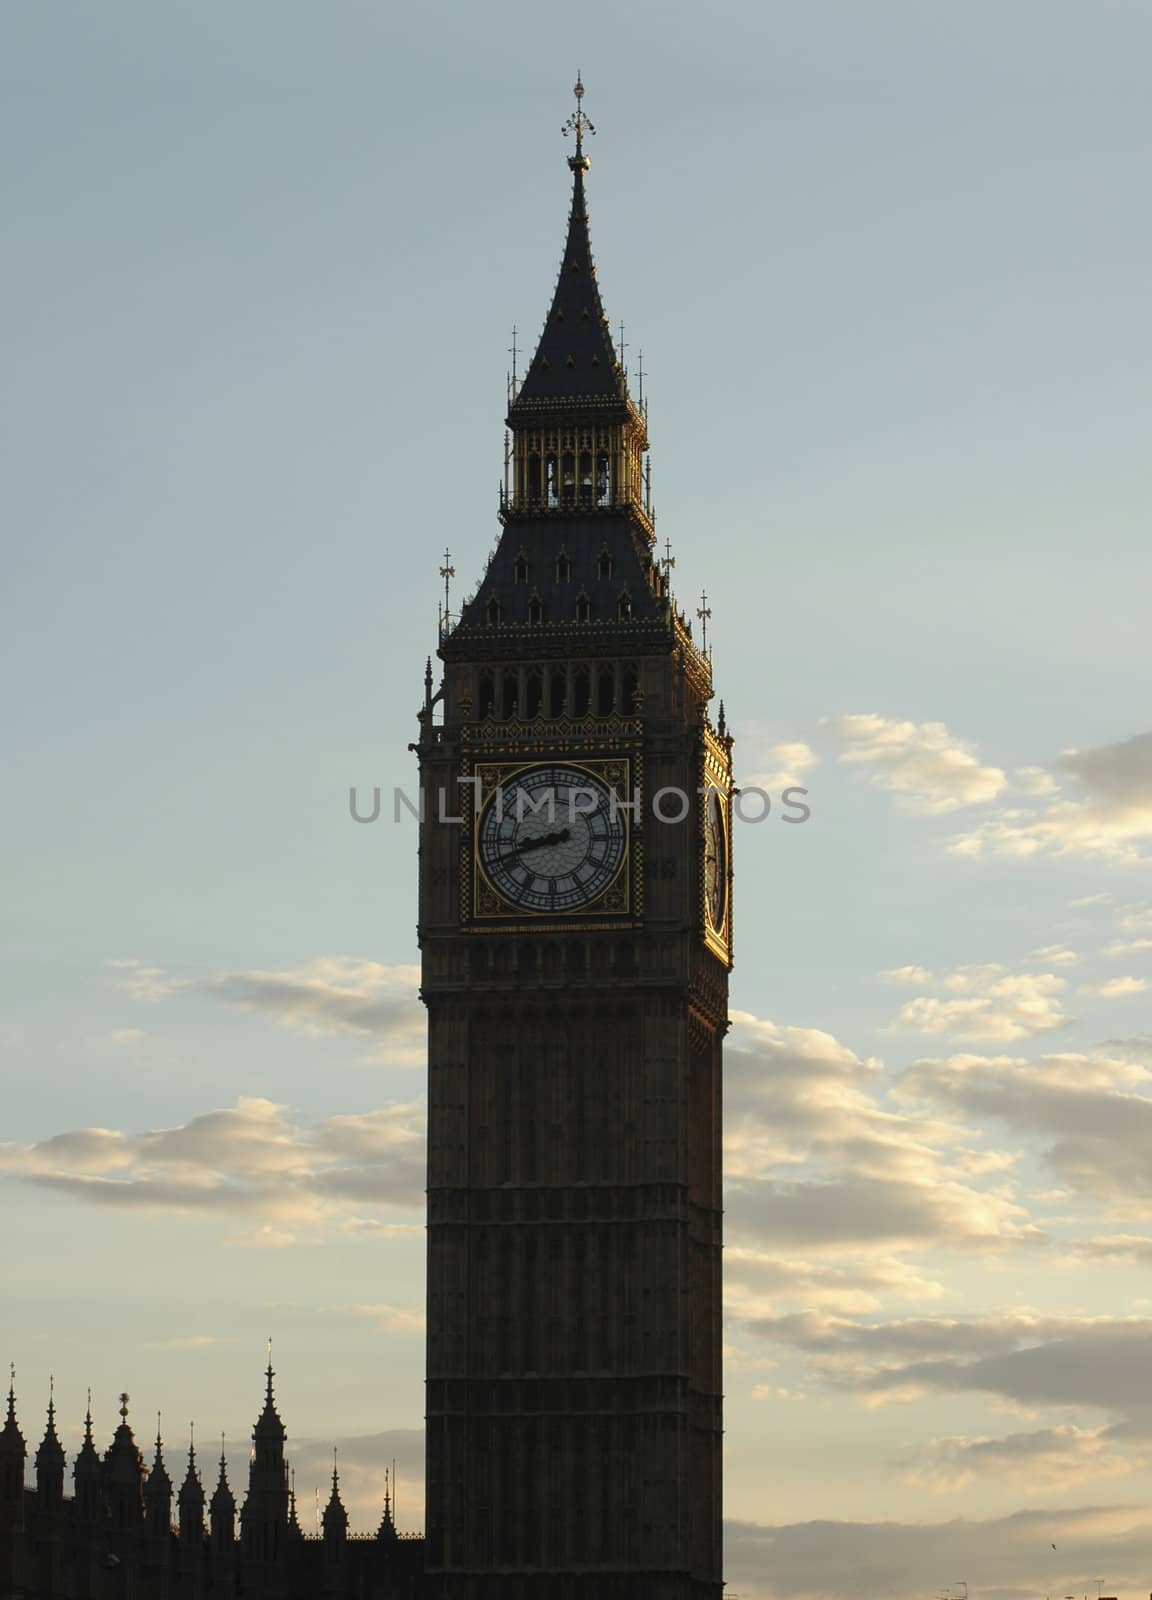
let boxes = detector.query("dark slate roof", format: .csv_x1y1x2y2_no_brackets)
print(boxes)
456,514,662,631
511,165,628,411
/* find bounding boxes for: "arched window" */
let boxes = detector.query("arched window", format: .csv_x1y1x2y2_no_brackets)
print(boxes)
575,592,590,623
623,666,639,711
597,548,614,581
502,671,518,719
578,451,594,504
561,452,576,504
526,671,543,717
618,591,633,620
513,554,529,585
549,669,566,717
555,550,572,583
546,453,559,507
528,593,543,625
574,669,590,717
597,667,615,716
596,450,611,506
526,453,542,502
478,672,495,719
485,597,502,626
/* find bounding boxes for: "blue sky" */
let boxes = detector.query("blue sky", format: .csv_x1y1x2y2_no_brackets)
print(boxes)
3,2,1152,1595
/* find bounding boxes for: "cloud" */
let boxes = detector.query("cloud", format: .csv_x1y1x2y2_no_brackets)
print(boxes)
950,730,1152,861
105,956,425,1064
1104,938,1152,957
821,714,1007,813
899,1422,1138,1492
725,1503,1152,1600
741,740,819,791
723,1014,1034,1260
897,1046,1152,1206
887,965,1070,1041
1082,976,1149,998
0,1097,427,1227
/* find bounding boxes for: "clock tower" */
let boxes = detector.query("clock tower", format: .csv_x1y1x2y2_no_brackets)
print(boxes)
416,79,731,1600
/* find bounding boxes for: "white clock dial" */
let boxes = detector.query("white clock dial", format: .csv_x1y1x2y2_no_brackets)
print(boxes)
478,765,627,913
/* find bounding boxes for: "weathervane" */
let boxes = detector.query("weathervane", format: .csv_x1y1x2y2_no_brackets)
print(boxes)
562,73,595,168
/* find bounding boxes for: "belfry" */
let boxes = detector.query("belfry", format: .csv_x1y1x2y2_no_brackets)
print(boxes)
417,77,732,1600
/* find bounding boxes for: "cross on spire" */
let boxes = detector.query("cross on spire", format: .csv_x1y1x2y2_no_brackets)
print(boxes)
119,1392,130,1422
562,72,595,168
696,590,712,655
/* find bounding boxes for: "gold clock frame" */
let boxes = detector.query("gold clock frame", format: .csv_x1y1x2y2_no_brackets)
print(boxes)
463,755,641,928
701,728,733,965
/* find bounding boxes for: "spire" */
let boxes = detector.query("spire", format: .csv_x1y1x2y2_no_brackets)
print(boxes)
512,76,627,411
288,1465,303,1538
145,1413,173,1534
0,1365,26,1514
322,1448,347,1543
103,1391,146,1530
253,1339,285,1441
178,1423,206,1544
376,1462,398,1544
73,1389,103,1520
209,1435,236,1549
35,1377,66,1511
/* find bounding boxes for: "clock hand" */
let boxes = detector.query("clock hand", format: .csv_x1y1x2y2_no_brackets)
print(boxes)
495,827,572,864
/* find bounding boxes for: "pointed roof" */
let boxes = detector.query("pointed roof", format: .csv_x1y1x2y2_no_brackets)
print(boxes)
322,1450,347,1537
253,1347,285,1442
104,1392,145,1484
511,79,629,415
210,1436,235,1513
178,1425,204,1508
287,1466,303,1537
376,1463,398,1544
145,1415,172,1500
35,1379,65,1472
0,1366,25,1459
73,1391,101,1481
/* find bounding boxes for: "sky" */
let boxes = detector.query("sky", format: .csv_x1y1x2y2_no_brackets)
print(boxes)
2,0,1152,1594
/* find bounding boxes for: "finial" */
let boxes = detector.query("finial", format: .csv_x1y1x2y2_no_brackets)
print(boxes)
439,549,455,638
696,590,713,657
219,1431,226,1469
188,1422,196,1466
119,1392,130,1422
6,1364,15,1423
384,1463,391,1519
84,1388,93,1441
718,700,727,736
331,1446,339,1490
156,1410,162,1449
562,72,595,171
265,1338,274,1403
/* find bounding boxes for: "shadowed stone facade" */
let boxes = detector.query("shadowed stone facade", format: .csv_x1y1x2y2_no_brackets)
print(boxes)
417,77,732,1600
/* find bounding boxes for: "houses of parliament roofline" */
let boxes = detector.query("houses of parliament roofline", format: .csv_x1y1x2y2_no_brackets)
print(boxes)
0,1362,425,1599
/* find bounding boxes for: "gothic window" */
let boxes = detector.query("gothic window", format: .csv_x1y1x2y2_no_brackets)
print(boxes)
555,550,572,583
526,670,543,716
561,452,576,503
528,592,543,625
502,670,519,719
596,449,611,505
574,668,590,717
623,665,639,711
597,548,614,580
597,666,615,715
549,668,566,717
578,450,594,504
575,591,590,622
618,591,633,620
478,672,495,719
513,555,528,585
485,596,502,625
526,452,542,502
545,452,558,507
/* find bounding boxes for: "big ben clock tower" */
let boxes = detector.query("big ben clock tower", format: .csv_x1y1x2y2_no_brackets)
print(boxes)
416,79,731,1600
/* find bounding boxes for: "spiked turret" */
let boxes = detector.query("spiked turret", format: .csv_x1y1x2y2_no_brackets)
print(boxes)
144,1416,173,1536
177,1426,205,1545
103,1392,146,1531
0,1367,26,1519
34,1380,65,1513
209,1437,235,1551
72,1392,103,1522
321,1451,347,1545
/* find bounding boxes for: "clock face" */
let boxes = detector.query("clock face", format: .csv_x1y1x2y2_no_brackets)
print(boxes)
704,786,728,933
477,764,628,914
